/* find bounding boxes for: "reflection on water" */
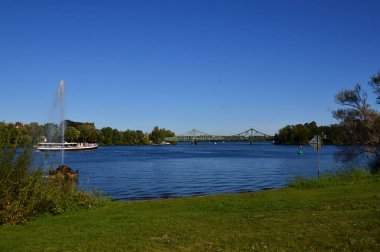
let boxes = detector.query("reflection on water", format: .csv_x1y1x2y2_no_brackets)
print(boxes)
36,143,366,201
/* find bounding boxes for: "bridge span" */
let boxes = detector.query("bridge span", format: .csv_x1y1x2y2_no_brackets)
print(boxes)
164,128,274,144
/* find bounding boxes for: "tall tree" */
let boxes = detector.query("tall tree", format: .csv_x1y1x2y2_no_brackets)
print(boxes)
149,126,175,144
333,71,380,173
100,127,113,145
65,126,81,142
369,70,380,103
77,123,97,143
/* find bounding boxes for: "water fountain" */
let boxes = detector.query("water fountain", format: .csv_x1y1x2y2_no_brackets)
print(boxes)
57,80,65,165
46,80,65,165
47,80,78,186
38,82,97,154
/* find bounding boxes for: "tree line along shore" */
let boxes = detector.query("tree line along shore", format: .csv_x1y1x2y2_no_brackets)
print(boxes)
1,119,350,146
0,121,175,146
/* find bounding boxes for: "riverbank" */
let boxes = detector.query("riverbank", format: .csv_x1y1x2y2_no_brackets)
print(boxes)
1,172,379,251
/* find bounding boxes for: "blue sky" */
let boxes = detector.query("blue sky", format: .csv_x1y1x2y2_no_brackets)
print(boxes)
0,0,379,135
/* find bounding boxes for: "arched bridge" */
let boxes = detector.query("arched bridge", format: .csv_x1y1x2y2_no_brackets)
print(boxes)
164,128,274,144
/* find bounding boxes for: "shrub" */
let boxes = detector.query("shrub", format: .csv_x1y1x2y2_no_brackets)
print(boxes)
0,122,107,225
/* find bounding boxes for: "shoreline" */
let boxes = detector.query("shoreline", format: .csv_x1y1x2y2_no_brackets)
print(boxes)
1,171,379,251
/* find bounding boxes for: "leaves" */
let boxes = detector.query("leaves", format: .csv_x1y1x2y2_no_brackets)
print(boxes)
335,84,369,110
149,126,175,144
369,70,380,104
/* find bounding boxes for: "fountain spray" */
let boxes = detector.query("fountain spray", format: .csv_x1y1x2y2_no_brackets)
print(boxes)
57,80,65,165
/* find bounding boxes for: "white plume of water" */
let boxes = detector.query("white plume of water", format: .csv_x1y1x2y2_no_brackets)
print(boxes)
57,80,65,165
47,80,66,165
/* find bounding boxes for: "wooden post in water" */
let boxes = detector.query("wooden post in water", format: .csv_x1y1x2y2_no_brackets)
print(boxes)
309,135,322,179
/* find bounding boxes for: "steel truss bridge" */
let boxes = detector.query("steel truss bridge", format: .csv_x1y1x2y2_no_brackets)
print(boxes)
164,128,274,144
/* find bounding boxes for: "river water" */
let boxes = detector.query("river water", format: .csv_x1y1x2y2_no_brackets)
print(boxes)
38,143,365,201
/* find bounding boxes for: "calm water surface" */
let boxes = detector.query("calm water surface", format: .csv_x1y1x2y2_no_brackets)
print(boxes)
38,143,363,201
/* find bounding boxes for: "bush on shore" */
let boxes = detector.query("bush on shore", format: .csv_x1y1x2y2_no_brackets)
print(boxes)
0,123,106,225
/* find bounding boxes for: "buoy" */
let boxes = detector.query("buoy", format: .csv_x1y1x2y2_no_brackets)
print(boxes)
298,145,303,155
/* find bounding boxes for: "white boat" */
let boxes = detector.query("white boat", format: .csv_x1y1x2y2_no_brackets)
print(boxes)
36,142,98,151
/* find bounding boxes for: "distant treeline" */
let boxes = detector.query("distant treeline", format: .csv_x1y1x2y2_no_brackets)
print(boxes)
1,120,349,146
274,121,349,145
0,120,175,146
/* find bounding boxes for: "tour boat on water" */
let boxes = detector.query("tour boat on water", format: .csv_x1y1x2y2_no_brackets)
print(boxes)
36,142,98,151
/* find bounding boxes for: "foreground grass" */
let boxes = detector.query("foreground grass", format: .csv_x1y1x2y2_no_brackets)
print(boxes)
1,174,379,251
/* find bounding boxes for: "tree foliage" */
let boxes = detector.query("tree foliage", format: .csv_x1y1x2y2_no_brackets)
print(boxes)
0,120,173,146
369,69,380,103
333,70,380,173
65,126,81,142
149,126,175,144
274,121,349,145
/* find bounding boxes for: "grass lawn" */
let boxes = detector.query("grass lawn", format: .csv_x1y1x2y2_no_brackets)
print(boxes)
1,174,379,251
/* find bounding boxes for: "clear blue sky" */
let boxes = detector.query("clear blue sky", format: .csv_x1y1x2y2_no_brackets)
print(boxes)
1,0,379,135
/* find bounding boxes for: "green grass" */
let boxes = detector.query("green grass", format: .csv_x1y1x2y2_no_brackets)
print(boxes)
1,173,379,251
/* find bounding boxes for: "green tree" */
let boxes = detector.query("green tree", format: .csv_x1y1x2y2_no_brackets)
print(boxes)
122,130,140,145
333,71,380,173
65,126,81,142
100,127,113,145
275,125,294,144
137,130,150,145
149,126,175,144
77,123,97,143
319,124,350,145
274,122,348,145
112,129,123,145
24,122,44,144
293,124,310,145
